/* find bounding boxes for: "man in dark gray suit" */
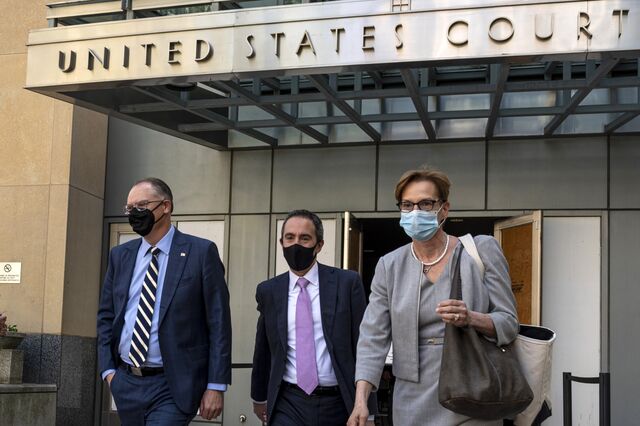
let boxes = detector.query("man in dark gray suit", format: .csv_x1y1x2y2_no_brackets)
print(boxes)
251,210,375,426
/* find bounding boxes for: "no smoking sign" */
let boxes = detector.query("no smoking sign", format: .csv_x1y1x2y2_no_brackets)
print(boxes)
0,262,21,283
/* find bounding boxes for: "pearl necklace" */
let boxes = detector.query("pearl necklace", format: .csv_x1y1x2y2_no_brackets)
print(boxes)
411,234,450,274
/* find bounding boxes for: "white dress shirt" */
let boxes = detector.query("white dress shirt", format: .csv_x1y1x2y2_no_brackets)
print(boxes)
283,262,338,386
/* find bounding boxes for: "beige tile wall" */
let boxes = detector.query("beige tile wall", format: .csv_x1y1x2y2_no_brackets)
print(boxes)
0,186,49,332
0,1,108,337
61,187,105,338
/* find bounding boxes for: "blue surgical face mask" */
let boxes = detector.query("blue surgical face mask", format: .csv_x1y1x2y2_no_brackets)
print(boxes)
400,208,443,241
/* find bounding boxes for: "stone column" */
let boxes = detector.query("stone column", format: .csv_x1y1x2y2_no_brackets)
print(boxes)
0,2,109,425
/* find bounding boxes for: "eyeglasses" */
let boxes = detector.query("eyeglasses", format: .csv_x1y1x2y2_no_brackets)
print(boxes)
123,200,164,215
396,199,441,212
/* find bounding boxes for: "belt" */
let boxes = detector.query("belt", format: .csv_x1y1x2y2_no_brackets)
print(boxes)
422,337,444,345
282,381,341,397
119,362,164,377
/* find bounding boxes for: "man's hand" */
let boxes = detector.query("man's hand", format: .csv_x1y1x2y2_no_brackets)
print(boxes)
105,372,115,386
253,402,267,424
200,389,223,420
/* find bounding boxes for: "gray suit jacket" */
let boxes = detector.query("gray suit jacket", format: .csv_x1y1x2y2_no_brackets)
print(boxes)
355,235,519,389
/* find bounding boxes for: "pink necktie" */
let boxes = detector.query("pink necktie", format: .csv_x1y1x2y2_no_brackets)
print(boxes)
295,277,319,395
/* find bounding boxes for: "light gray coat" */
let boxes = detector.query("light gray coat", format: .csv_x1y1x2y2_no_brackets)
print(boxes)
355,235,519,389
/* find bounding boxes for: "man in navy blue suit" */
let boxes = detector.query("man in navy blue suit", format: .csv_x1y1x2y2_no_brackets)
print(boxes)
251,210,375,426
97,177,231,425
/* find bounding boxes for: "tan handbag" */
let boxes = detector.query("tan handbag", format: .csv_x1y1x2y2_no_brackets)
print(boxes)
512,325,555,425
438,244,534,420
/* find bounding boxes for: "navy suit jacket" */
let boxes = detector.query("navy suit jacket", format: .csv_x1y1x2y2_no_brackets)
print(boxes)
97,229,232,413
251,263,376,421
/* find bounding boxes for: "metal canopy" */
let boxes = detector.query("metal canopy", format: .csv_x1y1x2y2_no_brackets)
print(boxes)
47,60,640,150
33,0,640,150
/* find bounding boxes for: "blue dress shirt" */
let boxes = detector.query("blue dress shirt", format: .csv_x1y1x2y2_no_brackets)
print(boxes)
102,226,226,392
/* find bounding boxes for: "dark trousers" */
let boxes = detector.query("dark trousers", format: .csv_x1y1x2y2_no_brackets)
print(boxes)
270,385,349,426
110,366,196,426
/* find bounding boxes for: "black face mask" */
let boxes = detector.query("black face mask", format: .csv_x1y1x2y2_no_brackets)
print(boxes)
128,202,165,237
282,244,317,272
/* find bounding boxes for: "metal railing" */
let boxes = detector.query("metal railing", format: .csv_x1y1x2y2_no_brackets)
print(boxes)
46,0,340,26
562,372,610,426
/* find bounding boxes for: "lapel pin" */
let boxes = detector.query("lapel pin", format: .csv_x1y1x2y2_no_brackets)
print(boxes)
180,252,186,257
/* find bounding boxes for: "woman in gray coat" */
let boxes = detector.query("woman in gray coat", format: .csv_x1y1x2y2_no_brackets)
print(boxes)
348,168,519,426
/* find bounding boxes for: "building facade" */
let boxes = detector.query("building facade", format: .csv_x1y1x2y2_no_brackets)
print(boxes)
1,0,639,425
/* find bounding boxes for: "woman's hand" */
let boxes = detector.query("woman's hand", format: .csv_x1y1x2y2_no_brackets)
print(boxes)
436,299,470,327
347,401,370,426
436,300,497,337
348,380,374,426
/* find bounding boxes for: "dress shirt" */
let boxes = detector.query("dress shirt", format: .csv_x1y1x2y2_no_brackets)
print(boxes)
102,226,226,392
283,262,338,386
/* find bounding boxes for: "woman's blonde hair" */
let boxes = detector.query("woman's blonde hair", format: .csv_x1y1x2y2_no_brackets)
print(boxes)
394,168,451,202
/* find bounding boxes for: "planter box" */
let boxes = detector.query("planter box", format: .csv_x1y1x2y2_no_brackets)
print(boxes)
0,332,26,350
0,349,24,384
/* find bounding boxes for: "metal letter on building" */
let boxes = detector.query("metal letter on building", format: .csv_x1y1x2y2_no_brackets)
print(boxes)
578,12,593,39
535,14,554,40
448,21,469,46
395,24,404,49
296,30,316,56
168,41,181,64
613,10,630,38
331,28,345,53
489,17,514,42
87,48,110,70
362,26,375,51
271,32,285,57
246,35,255,59
141,43,155,66
195,40,213,62
58,50,76,73
122,46,130,68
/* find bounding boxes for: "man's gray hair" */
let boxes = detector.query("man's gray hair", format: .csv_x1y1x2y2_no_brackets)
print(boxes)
133,177,174,212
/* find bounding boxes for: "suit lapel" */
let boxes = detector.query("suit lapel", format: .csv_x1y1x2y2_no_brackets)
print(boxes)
158,230,190,327
274,273,290,351
318,264,337,342
115,240,142,321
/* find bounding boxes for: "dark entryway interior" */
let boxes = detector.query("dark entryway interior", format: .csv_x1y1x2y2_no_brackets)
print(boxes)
360,216,504,299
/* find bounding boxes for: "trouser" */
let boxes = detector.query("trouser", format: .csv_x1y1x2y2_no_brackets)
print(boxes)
110,365,196,426
270,383,349,426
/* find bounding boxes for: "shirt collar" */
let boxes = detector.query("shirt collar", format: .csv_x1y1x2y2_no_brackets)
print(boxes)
140,225,175,257
288,261,319,291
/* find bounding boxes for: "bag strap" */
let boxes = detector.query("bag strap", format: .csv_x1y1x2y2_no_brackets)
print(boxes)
459,234,485,277
449,245,464,300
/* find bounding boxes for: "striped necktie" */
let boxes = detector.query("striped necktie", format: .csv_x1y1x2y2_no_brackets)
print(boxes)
129,246,160,367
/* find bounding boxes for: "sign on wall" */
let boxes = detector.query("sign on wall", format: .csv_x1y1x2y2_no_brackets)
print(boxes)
0,262,21,284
